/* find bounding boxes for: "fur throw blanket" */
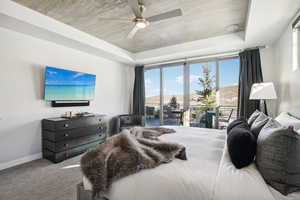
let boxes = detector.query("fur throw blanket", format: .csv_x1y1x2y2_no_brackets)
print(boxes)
81,129,186,198
129,126,176,139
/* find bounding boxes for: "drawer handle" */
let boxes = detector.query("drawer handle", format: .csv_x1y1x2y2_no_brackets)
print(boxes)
64,133,69,137
64,124,69,128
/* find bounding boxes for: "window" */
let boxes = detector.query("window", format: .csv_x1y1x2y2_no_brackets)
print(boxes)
189,62,216,127
145,68,160,126
144,57,240,129
163,65,184,125
218,59,240,126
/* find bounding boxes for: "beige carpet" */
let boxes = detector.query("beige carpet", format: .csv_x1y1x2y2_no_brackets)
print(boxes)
0,155,83,200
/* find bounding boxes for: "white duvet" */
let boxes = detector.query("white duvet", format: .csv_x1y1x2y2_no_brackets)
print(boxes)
83,126,300,200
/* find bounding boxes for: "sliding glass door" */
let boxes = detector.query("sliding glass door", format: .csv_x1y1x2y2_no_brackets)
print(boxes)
189,61,217,128
217,58,240,128
145,68,160,126
162,65,184,125
144,57,240,129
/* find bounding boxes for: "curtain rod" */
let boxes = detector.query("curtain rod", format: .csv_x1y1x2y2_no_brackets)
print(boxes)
144,45,266,68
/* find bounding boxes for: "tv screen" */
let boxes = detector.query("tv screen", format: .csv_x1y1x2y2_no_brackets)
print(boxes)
44,66,96,101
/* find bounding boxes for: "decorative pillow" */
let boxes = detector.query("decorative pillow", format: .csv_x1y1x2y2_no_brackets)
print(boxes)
247,110,261,126
275,112,300,130
227,127,256,169
288,108,300,120
250,112,270,138
227,119,249,134
256,119,300,195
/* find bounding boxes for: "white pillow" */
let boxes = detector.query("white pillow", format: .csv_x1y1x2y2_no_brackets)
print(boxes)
275,112,300,130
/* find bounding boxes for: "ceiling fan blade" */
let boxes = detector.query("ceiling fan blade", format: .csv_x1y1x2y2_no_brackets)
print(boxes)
127,25,140,39
147,9,183,23
128,0,142,18
98,17,132,22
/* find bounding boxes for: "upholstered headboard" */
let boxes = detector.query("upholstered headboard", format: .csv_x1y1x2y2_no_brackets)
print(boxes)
288,108,300,120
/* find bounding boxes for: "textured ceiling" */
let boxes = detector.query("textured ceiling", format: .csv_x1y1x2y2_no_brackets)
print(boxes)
12,0,249,53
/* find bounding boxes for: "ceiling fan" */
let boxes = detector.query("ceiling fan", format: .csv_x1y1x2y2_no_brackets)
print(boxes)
103,0,183,39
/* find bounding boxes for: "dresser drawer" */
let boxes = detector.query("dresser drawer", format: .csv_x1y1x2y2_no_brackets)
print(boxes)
42,125,106,142
42,115,104,131
43,133,106,153
43,141,101,163
42,114,106,163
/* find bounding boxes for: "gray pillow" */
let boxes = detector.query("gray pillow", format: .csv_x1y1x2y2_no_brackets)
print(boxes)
250,112,270,137
256,119,300,195
247,110,261,126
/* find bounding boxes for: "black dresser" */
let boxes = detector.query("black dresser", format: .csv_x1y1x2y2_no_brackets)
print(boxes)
42,115,106,163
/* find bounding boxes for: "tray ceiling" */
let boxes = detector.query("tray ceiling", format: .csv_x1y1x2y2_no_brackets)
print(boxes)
12,0,249,53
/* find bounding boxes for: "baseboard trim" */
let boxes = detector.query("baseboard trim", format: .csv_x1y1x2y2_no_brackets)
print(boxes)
0,152,42,171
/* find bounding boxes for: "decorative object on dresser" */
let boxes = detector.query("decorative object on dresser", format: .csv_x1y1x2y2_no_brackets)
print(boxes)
117,114,145,132
42,114,106,163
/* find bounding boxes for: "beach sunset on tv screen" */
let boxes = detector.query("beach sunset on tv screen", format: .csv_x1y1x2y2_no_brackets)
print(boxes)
44,66,96,100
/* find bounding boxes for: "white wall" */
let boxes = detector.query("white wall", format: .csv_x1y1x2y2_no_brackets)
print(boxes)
272,23,300,113
260,11,300,116
260,46,278,117
0,27,134,169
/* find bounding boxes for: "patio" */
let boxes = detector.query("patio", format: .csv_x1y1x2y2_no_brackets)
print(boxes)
145,106,237,129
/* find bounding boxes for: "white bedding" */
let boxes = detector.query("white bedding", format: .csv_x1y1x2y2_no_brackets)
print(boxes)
82,126,300,200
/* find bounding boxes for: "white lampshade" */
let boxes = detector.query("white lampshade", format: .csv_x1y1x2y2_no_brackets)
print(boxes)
250,82,277,100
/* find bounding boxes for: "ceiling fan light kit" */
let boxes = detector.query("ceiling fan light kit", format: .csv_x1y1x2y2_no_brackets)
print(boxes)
124,0,183,39
135,18,148,28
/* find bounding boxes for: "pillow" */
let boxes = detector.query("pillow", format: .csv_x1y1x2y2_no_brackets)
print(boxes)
250,112,270,138
227,119,249,134
247,110,261,126
227,127,256,169
288,108,300,120
275,112,300,130
256,119,300,195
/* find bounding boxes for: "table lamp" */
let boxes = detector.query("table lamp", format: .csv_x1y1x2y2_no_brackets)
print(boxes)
249,82,277,114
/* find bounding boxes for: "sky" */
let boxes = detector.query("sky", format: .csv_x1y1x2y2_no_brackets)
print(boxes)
45,66,96,86
145,58,240,97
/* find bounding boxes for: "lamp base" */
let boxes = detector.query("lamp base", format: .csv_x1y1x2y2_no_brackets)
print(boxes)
259,100,268,115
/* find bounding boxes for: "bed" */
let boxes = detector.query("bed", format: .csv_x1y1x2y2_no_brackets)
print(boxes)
79,126,300,200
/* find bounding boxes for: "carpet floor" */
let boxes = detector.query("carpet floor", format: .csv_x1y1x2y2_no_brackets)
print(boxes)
0,155,83,200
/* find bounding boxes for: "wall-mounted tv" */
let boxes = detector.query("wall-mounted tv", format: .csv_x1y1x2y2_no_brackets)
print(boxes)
44,66,96,101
